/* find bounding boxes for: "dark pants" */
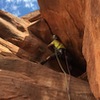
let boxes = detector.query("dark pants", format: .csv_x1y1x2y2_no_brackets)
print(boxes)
40,48,70,65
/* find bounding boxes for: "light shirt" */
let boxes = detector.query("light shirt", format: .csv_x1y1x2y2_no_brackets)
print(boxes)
50,40,65,49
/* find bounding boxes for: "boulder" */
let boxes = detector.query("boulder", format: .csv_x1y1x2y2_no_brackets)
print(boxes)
0,38,32,60
83,0,100,99
0,16,29,45
0,55,96,100
21,10,41,22
0,10,28,32
0,11,52,62
0,70,68,100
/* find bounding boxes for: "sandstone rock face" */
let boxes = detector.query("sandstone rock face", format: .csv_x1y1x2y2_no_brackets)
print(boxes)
0,10,28,32
0,55,96,100
28,18,52,44
38,0,86,73
22,10,41,22
0,4,97,99
0,37,32,60
0,10,52,63
0,10,66,73
83,0,100,99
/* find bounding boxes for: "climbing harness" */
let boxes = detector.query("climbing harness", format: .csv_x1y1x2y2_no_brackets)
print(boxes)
55,48,71,100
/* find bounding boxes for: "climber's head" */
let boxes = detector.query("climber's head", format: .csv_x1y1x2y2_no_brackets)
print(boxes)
52,35,58,40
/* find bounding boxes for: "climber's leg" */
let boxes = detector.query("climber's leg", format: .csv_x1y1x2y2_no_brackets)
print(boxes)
40,53,55,65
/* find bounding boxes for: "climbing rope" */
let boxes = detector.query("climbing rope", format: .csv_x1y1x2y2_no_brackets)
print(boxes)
55,48,71,100
65,54,71,100
44,19,54,35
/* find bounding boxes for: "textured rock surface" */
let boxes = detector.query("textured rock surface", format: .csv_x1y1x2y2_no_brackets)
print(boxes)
38,0,86,74
0,10,52,62
22,10,41,22
0,55,96,100
0,10,66,73
28,18,52,44
83,0,100,99
0,10,28,32
0,1,98,99
0,37,32,60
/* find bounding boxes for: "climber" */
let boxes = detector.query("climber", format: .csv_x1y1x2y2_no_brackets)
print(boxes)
40,35,70,65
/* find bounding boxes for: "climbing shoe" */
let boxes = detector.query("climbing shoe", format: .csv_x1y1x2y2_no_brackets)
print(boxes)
40,60,47,65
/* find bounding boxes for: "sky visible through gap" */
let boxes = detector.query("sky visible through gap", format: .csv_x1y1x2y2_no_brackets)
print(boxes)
0,0,40,17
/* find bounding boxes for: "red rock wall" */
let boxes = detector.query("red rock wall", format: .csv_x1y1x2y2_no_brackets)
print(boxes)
0,4,97,100
0,10,52,63
0,55,96,100
83,0,100,99
38,0,86,70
